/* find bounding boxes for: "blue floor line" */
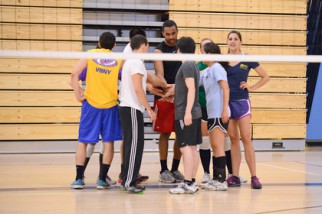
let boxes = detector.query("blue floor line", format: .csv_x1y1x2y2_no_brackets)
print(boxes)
1,183,322,192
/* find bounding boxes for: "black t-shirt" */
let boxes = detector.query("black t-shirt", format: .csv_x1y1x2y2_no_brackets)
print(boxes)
155,41,182,84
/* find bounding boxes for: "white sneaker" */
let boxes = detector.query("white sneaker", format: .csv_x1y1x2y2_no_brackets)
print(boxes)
203,180,228,191
228,174,248,183
169,182,197,194
201,173,211,183
192,182,199,192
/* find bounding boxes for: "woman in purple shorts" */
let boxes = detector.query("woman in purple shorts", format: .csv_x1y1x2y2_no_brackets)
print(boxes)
226,30,269,189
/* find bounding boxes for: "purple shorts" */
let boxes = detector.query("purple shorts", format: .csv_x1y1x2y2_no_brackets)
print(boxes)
229,99,251,120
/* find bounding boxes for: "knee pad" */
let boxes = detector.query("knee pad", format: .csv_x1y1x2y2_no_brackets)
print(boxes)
224,137,231,151
199,136,211,150
86,144,96,157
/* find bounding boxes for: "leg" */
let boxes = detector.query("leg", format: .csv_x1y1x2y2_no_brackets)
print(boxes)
237,115,256,176
226,120,242,187
84,143,95,173
96,142,113,189
71,142,88,189
159,132,170,172
228,119,241,176
199,120,211,176
159,132,176,183
170,138,184,182
191,145,200,181
180,146,194,181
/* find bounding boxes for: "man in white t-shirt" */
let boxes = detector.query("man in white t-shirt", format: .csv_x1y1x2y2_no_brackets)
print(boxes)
119,35,156,193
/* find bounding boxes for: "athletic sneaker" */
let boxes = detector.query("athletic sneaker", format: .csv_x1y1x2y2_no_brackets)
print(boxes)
126,184,146,194
228,174,248,183
136,173,149,184
159,170,176,183
171,170,184,183
71,179,84,189
169,182,197,194
191,182,199,192
106,175,117,185
118,172,149,184
251,176,262,189
97,179,111,190
203,180,228,191
226,175,241,187
201,173,211,183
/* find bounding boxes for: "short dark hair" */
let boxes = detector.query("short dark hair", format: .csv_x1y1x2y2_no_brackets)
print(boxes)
203,42,229,69
99,32,116,50
129,27,146,39
130,35,148,50
177,37,196,54
203,42,221,54
162,20,177,31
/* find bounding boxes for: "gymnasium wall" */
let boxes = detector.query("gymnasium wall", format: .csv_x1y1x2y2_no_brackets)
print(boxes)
0,0,307,149
0,0,82,140
170,0,307,145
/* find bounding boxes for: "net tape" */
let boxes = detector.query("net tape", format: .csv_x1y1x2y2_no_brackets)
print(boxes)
0,50,322,63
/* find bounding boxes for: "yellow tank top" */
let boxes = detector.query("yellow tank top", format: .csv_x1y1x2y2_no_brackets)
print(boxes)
84,48,121,108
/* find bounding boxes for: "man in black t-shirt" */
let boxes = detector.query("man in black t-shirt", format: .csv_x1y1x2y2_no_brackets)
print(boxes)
153,20,184,183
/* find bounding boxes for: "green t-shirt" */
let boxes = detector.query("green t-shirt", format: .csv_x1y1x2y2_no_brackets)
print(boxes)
197,61,208,108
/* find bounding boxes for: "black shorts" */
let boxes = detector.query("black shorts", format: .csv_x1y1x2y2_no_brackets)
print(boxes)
175,118,202,148
201,107,208,122
207,118,229,133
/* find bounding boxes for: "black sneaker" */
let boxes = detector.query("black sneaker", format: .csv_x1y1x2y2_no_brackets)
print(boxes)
126,184,146,193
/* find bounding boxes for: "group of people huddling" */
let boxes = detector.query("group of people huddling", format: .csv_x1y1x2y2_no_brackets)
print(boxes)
70,20,269,194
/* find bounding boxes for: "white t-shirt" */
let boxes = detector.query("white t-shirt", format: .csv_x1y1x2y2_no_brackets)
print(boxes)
119,59,147,113
123,43,132,54
199,62,231,118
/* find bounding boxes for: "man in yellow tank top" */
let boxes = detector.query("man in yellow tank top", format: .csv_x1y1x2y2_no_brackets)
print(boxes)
70,32,122,190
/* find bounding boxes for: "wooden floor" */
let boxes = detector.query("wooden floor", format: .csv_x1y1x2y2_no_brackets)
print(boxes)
1,147,322,214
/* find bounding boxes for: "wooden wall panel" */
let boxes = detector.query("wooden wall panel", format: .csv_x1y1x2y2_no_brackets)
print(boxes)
250,94,306,109
0,6,82,24
249,63,306,77
195,45,306,55
170,12,306,30
1,0,82,8
0,23,82,41
0,124,78,140
0,91,80,107
0,40,82,51
248,77,306,93
179,28,306,46
0,74,71,90
0,58,77,74
170,0,307,14
0,107,80,123
252,124,306,139
251,109,306,124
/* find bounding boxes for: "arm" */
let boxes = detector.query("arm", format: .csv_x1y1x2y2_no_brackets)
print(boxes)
153,49,168,85
147,71,167,88
70,58,87,102
184,78,195,126
219,80,230,123
240,65,270,92
132,73,156,121
146,82,165,97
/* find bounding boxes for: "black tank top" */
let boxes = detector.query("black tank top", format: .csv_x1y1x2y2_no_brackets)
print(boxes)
155,41,182,84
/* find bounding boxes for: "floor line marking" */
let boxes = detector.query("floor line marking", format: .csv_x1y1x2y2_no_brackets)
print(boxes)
258,163,322,176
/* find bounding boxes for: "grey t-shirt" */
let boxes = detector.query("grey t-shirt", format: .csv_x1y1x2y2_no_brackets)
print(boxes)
199,62,231,118
174,61,202,120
